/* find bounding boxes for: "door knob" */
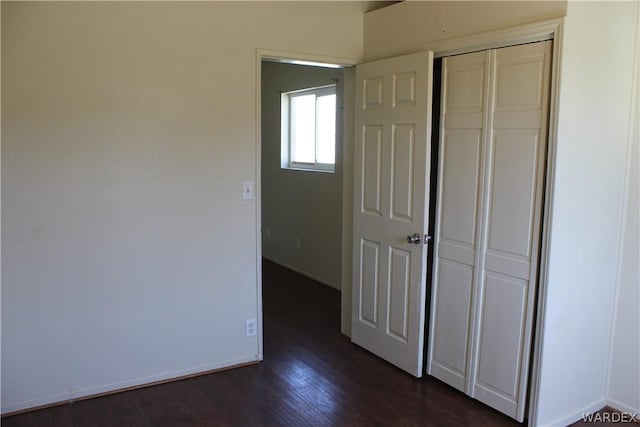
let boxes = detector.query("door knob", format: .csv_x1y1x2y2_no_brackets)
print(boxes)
407,233,431,245
407,233,421,244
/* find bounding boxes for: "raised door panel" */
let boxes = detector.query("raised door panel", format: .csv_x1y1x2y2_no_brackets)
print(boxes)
447,63,484,110
364,77,384,110
393,72,417,107
430,259,474,391
494,44,546,112
362,125,383,216
444,53,486,130
390,124,415,222
359,239,380,327
440,131,482,246
474,273,527,413
387,247,411,342
487,132,539,258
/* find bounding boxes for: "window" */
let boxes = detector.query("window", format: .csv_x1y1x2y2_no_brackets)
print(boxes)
281,84,336,172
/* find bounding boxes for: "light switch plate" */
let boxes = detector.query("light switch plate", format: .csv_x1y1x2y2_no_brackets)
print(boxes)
242,180,254,201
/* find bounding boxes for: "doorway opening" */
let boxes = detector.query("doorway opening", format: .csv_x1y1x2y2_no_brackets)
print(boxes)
259,57,352,353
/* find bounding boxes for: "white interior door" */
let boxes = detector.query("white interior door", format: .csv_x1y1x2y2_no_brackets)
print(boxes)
428,41,551,421
351,51,433,377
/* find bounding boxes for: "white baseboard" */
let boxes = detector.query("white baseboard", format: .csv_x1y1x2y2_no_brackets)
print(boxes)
608,398,640,416
540,399,607,427
1,356,259,415
262,255,341,290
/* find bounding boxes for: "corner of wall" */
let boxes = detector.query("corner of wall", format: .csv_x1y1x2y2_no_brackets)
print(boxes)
605,0,640,415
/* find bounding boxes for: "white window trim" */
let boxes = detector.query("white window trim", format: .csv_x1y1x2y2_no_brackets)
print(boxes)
281,84,336,173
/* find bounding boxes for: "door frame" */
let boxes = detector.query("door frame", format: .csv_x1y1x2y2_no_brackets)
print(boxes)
255,15,564,426
254,49,359,361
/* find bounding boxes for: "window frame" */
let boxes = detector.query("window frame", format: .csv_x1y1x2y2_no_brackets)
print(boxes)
281,84,337,173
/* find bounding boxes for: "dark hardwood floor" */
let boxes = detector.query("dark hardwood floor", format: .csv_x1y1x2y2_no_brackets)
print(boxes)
3,260,605,426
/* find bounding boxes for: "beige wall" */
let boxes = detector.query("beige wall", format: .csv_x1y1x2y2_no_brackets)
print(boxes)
534,3,638,425
364,1,567,59
261,62,344,289
1,1,365,413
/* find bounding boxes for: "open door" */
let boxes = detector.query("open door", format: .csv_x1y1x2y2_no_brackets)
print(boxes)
351,51,433,377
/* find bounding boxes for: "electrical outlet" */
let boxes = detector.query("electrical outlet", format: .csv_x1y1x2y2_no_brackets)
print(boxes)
245,318,257,337
266,227,271,239
295,237,302,249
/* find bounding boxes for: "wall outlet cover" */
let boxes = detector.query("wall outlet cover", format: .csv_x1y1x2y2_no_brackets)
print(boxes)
245,318,257,337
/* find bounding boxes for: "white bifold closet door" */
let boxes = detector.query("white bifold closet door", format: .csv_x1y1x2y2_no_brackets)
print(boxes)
427,41,551,422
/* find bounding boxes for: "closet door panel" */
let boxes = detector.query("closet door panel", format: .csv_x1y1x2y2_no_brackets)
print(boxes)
430,259,474,391
427,51,488,390
472,41,551,422
487,131,539,257
476,273,527,395
440,131,482,245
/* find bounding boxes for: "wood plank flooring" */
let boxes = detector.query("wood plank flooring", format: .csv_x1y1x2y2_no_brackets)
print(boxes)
2,260,606,426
